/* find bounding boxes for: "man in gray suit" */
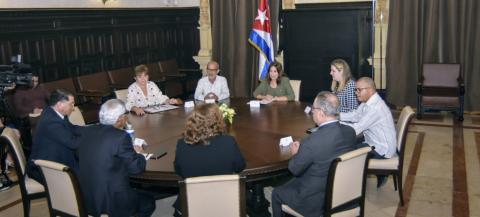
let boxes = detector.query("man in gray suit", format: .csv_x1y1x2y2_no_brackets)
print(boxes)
271,91,357,217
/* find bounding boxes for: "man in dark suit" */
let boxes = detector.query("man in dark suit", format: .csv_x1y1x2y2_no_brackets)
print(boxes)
27,89,82,183
271,91,357,217
78,99,155,217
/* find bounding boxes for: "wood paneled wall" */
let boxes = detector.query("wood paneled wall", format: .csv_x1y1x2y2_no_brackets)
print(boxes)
0,8,199,82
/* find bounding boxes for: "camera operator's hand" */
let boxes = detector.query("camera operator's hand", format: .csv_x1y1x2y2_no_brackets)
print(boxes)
33,108,43,115
5,83,15,91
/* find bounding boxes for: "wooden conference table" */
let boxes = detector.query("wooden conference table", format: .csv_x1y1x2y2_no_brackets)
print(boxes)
128,98,315,216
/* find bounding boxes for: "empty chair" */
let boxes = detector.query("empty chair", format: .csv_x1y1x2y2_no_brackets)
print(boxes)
69,106,86,126
417,63,464,121
75,71,113,104
34,160,107,217
107,67,134,90
158,59,202,97
114,89,128,103
41,77,78,97
1,128,45,217
282,146,371,217
289,79,302,101
367,106,415,206
179,174,246,217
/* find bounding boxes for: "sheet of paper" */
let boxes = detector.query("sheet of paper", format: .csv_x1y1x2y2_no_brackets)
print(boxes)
184,101,195,108
260,99,273,104
143,104,179,113
133,138,146,146
248,100,260,107
205,99,216,104
304,106,312,114
279,136,293,147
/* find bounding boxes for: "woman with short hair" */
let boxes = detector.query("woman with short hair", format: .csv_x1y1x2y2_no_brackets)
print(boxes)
125,64,180,116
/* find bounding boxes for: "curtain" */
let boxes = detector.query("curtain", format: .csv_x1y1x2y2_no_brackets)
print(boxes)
386,0,480,110
211,0,280,97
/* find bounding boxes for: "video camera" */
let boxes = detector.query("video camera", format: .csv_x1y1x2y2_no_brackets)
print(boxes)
0,63,34,91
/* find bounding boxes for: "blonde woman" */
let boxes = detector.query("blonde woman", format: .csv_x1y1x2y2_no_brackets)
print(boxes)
330,59,358,112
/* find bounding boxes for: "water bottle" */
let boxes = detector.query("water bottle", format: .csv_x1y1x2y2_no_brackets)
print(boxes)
125,123,135,143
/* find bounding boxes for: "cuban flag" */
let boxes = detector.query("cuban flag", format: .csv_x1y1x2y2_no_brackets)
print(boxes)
248,0,274,80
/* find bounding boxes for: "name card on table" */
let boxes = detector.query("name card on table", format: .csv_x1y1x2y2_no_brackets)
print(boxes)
304,106,311,114
205,99,216,104
279,136,293,147
184,101,195,108
134,138,147,146
249,100,261,108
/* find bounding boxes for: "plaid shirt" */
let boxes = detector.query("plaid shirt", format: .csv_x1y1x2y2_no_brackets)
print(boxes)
335,79,359,113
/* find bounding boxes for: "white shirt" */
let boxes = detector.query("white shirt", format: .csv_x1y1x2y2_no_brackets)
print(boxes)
194,75,230,101
339,93,397,158
125,81,169,111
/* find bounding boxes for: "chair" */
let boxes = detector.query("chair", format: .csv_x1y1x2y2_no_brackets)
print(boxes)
417,63,464,121
69,106,86,126
289,79,302,101
75,71,113,104
158,59,202,98
179,174,246,217
367,106,415,206
114,89,128,103
107,67,134,90
0,128,45,217
34,160,103,217
282,147,371,217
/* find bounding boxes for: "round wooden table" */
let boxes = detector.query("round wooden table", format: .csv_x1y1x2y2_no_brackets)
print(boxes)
128,98,315,216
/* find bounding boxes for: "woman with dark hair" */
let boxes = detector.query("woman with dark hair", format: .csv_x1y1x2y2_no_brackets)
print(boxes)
173,103,245,216
253,62,295,101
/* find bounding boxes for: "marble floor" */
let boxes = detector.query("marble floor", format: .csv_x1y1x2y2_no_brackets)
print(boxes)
1,111,478,217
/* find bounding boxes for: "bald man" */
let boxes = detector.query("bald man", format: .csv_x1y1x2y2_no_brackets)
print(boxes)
194,61,230,103
339,77,397,188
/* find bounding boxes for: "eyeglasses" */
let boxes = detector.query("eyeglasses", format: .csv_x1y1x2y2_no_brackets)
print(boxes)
206,68,218,71
355,87,370,92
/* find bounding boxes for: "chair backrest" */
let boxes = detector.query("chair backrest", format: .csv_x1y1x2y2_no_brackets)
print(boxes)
289,79,302,101
69,106,86,126
42,78,78,96
114,89,128,103
179,174,246,217
324,146,371,217
145,62,164,81
34,159,87,217
396,106,415,151
1,128,27,175
107,67,134,88
76,71,111,94
422,64,461,88
159,59,180,76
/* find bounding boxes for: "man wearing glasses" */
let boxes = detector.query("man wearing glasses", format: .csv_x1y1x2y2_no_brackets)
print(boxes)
194,60,230,103
339,77,397,188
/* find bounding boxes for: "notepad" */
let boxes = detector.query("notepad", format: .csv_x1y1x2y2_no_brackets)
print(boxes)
143,104,179,113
